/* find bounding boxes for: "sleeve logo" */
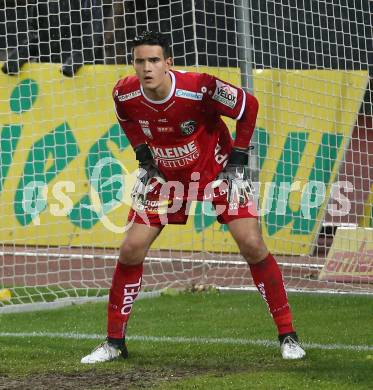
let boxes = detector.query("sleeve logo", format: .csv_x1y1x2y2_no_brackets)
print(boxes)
212,80,237,108
118,90,141,101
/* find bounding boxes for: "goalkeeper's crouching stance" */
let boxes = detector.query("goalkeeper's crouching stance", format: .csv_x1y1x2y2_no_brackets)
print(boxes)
81,31,305,364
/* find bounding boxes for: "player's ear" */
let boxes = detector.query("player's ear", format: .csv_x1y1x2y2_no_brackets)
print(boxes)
166,56,173,68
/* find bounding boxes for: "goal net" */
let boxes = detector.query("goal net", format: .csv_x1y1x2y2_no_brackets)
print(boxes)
0,0,372,310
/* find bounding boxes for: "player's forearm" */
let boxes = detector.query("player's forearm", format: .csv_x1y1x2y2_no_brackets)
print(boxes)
118,120,147,150
234,93,259,149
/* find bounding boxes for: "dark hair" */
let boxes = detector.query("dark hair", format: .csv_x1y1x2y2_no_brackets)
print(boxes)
131,31,172,59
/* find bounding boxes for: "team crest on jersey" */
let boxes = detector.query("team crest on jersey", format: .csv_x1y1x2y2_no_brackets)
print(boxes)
118,90,141,102
212,80,237,108
180,120,197,135
139,119,153,139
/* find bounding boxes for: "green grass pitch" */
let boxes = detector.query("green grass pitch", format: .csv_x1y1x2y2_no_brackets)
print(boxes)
0,291,372,389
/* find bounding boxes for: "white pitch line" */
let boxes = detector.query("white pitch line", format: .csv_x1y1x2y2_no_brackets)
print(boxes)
0,332,372,352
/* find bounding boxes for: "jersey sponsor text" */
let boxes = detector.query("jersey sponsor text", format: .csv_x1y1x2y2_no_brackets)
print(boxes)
175,89,203,101
152,140,200,169
157,126,174,133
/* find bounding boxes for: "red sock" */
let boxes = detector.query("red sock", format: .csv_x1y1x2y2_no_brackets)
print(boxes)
107,262,143,339
249,253,294,335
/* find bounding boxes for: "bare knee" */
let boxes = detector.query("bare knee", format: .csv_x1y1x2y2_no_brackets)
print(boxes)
117,223,162,265
237,235,268,264
119,239,147,265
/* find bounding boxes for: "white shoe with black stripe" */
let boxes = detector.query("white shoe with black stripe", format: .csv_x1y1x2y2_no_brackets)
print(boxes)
81,340,128,364
279,332,306,360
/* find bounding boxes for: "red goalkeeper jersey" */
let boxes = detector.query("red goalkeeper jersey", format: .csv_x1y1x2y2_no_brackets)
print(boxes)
113,70,258,192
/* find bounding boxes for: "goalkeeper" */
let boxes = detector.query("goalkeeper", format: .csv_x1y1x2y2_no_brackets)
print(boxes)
81,30,305,363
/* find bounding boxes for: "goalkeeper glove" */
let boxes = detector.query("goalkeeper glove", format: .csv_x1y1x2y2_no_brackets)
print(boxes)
131,144,165,207
213,147,254,205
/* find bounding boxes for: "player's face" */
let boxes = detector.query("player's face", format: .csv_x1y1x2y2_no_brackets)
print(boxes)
132,45,172,99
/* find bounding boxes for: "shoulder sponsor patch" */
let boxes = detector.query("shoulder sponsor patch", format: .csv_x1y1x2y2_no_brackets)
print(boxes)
175,89,203,101
118,90,141,102
212,80,238,108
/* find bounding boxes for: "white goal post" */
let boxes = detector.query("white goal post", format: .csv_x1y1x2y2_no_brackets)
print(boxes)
0,0,372,311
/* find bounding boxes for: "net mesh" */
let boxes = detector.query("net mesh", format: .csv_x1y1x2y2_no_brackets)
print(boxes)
0,0,372,308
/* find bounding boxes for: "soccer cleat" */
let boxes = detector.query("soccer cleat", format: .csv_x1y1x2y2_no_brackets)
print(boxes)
279,332,306,360
80,340,128,364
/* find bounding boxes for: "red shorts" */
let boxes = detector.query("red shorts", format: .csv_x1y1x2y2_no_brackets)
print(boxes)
127,192,258,227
